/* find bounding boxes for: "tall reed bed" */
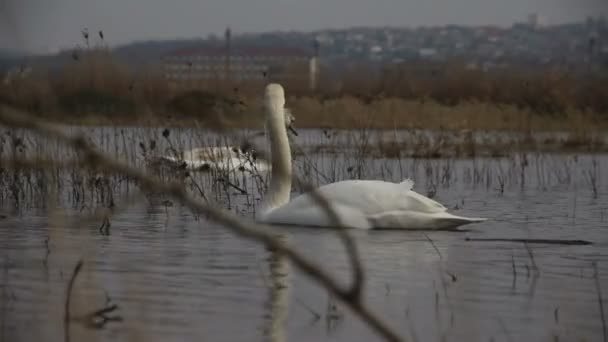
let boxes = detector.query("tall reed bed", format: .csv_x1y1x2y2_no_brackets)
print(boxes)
1,123,604,216
2,49,607,131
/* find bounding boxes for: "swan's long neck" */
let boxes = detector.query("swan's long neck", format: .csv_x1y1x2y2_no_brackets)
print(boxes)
260,84,292,216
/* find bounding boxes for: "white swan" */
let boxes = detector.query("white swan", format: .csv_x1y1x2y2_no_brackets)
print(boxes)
256,83,487,229
158,145,269,172
156,108,297,172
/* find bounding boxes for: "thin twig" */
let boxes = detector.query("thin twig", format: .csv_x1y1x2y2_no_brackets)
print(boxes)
593,262,607,342
524,242,538,273
216,177,248,194
301,183,365,300
64,259,83,342
424,233,442,260
82,303,123,329
494,316,514,342
43,237,50,268
511,251,517,290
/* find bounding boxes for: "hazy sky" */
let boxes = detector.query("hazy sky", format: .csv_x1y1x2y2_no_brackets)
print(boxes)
1,0,606,53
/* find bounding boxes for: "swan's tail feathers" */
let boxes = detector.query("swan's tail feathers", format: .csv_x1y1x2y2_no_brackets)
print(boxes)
436,213,487,228
369,210,486,230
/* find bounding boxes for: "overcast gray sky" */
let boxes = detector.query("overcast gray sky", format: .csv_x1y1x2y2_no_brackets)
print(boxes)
1,0,606,53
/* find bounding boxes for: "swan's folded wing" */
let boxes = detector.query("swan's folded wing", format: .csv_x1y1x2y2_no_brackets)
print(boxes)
287,179,447,217
403,190,448,213
367,179,447,214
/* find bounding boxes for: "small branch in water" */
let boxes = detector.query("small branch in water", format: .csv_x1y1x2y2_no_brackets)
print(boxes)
98,215,111,236
511,251,517,290
593,262,607,342
424,233,442,260
69,291,123,329
465,237,592,245
325,293,344,333
295,296,321,322
81,303,123,329
43,237,51,268
64,259,84,342
494,316,514,342
524,242,539,273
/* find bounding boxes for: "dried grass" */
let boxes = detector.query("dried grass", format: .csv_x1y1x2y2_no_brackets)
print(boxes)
2,51,606,132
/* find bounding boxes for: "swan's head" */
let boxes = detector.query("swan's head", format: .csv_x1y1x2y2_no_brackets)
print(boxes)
264,83,297,136
284,108,298,136
265,83,285,111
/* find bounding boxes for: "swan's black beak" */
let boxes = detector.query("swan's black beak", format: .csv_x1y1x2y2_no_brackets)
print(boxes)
288,124,299,136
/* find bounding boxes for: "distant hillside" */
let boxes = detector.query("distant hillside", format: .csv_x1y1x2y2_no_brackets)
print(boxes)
0,49,25,72
111,39,208,65
5,20,606,74
0,48,25,58
4,31,317,70
110,33,316,65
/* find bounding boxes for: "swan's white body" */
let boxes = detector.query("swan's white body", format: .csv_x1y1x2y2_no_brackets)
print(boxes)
256,83,487,230
159,146,269,172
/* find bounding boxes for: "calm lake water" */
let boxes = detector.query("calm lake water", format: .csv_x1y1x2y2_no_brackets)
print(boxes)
1,127,607,342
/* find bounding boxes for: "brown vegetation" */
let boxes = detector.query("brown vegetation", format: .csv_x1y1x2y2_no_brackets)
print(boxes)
1,48,607,133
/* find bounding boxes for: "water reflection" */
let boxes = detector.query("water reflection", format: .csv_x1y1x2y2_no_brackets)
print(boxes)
262,235,290,342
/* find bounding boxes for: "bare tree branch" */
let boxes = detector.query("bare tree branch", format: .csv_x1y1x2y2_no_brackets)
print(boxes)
0,105,404,342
